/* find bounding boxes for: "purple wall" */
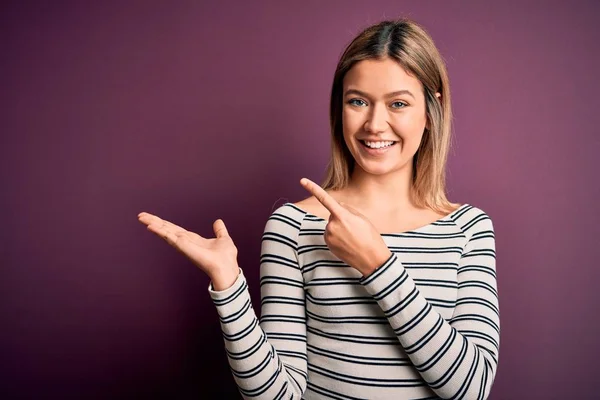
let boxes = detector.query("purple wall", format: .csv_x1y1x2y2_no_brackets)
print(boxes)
2,1,599,398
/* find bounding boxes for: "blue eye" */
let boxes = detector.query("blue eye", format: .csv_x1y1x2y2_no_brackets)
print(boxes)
347,99,366,107
347,98,407,109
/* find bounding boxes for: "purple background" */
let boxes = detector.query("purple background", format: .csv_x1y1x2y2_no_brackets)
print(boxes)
2,1,599,398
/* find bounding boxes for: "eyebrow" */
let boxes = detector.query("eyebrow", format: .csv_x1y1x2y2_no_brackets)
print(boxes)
344,89,415,99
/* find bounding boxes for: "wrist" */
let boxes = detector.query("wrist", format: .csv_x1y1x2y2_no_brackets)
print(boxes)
210,265,240,291
360,248,392,277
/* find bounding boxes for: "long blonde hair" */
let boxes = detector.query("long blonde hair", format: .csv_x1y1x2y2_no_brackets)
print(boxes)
322,19,456,214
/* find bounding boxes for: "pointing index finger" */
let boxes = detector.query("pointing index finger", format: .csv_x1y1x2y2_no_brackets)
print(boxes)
300,178,344,217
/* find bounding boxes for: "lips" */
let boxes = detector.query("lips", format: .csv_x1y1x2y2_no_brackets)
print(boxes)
359,138,398,142
358,139,396,149
357,139,397,155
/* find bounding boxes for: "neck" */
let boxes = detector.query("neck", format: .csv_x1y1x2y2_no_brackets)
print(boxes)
345,162,415,212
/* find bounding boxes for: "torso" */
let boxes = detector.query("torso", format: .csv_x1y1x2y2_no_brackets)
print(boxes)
294,189,461,234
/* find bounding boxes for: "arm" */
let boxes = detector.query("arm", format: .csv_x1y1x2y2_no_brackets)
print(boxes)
360,209,499,399
208,205,307,399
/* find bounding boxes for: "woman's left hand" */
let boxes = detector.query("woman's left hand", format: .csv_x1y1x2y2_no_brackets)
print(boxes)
300,178,392,276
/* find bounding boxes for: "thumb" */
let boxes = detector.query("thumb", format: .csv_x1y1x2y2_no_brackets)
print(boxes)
213,219,229,238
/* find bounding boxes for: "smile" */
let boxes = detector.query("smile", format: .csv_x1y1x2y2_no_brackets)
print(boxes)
358,139,397,155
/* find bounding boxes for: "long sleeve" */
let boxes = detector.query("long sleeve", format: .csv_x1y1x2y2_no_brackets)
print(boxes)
360,207,499,399
208,205,307,399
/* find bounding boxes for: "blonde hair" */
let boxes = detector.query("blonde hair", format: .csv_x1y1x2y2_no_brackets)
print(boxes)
322,18,456,214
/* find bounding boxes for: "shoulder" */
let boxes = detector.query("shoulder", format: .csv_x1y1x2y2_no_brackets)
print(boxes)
291,196,320,216
265,189,340,230
291,188,344,220
261,201,310,249
451,203,495,239
265,200,308,231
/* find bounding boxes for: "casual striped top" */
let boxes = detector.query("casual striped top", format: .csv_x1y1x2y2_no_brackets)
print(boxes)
209,202,499,399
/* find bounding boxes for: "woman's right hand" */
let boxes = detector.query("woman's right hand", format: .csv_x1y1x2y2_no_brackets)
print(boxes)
137,212,240,291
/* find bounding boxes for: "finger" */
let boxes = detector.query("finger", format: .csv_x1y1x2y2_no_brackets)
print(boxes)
138,212,164,227
147,223,203,258
213,219,229,238
140,213,206,242
139,213,188,234
300,178,344,217
146,222,180,247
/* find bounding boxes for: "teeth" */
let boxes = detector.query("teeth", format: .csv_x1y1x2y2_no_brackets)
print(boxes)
364,140,394,149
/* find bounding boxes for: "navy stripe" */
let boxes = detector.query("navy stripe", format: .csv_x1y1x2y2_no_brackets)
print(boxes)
208,203,499,399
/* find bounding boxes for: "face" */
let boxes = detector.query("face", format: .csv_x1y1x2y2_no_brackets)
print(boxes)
342,57,428,177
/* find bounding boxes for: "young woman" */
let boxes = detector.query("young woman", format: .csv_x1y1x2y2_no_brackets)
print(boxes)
138,19,499,400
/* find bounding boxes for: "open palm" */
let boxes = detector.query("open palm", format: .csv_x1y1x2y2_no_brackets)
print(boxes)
137,212,238,280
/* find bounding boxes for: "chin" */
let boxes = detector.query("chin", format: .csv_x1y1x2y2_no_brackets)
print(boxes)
368,165,404,176
355,158,408,176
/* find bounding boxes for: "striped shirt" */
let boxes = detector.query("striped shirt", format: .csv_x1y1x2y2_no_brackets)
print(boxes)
209,202,499,399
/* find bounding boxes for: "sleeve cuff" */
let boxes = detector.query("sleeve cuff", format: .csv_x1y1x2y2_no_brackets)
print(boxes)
208,268,259,335
359,252,408,298
208,267,244,295
208,268,249,317
360,252,398,284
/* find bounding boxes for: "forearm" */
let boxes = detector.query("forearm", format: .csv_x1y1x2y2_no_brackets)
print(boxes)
209,269,305,399
360,253,499,399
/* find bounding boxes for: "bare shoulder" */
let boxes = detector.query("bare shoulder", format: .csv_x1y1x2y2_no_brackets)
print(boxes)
292,196,323,218
293,189,341,219
293,196,314,209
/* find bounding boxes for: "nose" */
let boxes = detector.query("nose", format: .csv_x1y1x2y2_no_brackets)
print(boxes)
363,103,388,134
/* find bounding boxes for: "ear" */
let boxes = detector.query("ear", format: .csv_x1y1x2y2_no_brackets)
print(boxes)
435,92,441,100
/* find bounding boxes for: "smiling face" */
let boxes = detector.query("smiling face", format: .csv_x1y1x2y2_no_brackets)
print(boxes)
342,57,428,177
